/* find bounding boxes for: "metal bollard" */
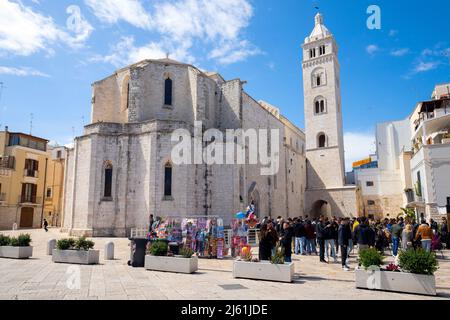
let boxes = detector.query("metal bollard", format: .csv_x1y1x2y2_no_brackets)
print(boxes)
104,242,114,260
47,239,56,255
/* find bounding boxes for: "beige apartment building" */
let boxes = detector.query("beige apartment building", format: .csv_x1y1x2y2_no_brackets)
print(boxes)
0,128,66,230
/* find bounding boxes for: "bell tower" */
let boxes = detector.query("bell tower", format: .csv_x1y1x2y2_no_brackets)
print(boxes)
302,13,346,189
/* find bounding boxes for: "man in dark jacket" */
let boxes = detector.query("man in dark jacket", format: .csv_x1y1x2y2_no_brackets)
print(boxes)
294,219,306,255
353,217,376,251
315,217,327,263
280,222,294,262
338,218,352,271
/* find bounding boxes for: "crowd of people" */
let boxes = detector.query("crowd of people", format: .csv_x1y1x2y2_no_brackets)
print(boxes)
257,215,449,271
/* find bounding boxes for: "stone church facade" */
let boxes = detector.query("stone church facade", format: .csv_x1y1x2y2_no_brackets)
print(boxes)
62,59,306,237
62,13,357,237
302,13,357,217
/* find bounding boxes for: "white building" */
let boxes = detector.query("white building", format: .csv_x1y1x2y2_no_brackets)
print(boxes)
407,83,450,221
354,120,412,219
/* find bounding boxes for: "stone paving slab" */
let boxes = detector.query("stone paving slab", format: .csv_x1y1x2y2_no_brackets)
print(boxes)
0,228,449,300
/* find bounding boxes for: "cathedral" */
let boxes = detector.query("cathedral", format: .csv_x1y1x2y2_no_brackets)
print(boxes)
62,13,356,237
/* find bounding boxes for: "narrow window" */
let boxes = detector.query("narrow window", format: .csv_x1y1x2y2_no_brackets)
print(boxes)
46,187,52,199
126,82,130,109
164,163,172,197
104,164,113,198
316,75,321,86
164,78,173,106
315,101,320,114
367,200,375,206
366,181,374,187
318,134,326,148
320,100,325,113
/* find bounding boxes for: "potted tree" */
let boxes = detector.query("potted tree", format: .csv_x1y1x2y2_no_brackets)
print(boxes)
0,234,33,259
355,248,437,296
53,237,99,265
233,245,295,283
145,242,198,274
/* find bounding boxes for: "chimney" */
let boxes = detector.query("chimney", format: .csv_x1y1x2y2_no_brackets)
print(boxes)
4,126,8,132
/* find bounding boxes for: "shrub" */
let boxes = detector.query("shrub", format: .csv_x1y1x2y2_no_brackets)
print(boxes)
179,246,194,258
0,234,11,246
17,234,32,247
56,238,76,250
398,249,439,275
359,248,384,269
149,241,168,256
271,245,285,265
9,237,19,247
75,237,95,251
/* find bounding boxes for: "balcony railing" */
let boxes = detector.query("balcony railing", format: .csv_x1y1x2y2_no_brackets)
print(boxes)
0,193,6,201
18,195,41,204
23,169,39,178
0,156,15,169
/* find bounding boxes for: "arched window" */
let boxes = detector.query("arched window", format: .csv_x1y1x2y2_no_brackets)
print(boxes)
318,133,327,148
314,97,326,115
164,162,172,197
316,75,321,86
164,77,173,106
121,76,130,111
104,162,113,198
312,68,326,88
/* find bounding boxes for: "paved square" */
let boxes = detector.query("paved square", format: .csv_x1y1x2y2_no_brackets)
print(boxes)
0,229,449,300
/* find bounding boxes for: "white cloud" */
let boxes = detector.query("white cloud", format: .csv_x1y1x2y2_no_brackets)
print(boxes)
390,48,409,57
65,5,94,47
366,44,379,55
344,132,376,171
0,1,93,56
91,0,260,66
388,29,398,37
0,66,50,77
84,0,152,29
413,61,440,73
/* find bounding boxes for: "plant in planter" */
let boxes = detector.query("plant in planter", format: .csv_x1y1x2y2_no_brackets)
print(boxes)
385,263,400,272
0,234,33,259
179,246,194,258
270,245,285,265
53,237,99,265
240,246,253,262
358,248,384,269
149,241,168,256
398,248,438,275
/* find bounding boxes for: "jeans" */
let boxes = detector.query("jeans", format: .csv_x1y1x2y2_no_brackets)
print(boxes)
325,239,337,260
306,239,316,254
285,255,292,263
348,239,353,258
421,239,432,252
340,245,348,267
295,237,306,255
392,237,400,256
318,239,325,261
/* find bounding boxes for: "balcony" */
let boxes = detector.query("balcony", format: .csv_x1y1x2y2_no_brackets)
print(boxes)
23,169,39,178
0,193,6,202
0,156,15,169
18,195,42,204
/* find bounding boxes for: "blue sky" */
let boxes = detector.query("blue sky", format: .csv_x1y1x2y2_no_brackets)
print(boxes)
0,0,449,169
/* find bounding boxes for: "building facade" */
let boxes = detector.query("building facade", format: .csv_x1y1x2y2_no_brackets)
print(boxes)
302,13,357,218
0,130,48,230
62,59,306,237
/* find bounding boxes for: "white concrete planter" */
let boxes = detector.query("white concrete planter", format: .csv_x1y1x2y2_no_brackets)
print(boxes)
233,261,295,283
144,255,198,274
52,249,100,265
355,268,436,296
0,246,33,259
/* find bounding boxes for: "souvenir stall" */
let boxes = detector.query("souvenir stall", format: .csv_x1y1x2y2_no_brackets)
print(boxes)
231,204,259,258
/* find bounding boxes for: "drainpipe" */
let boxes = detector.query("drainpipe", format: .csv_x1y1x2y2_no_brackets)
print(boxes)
40,157,48,227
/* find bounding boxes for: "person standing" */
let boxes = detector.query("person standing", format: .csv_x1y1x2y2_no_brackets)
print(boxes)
316,217,327,263
391,219,403,257
294,219,306,255
324,220,337,263
149,214,154,233
43,219,49,232
353,217,375,251
266,221,279,257
415,220,433,252
259,224,278,261
304,220,317,255
338,218,352,271
280,222,294,263
402,222,414,251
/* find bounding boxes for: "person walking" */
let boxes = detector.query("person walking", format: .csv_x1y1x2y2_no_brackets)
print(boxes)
280,222,294,263
294,218,306,255
316,217,327,263
391,219,403,256
338,218,352,271
415,220,433,252
43,219,49,232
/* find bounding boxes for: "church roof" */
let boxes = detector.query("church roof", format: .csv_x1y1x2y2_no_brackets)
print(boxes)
305,13,332,43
